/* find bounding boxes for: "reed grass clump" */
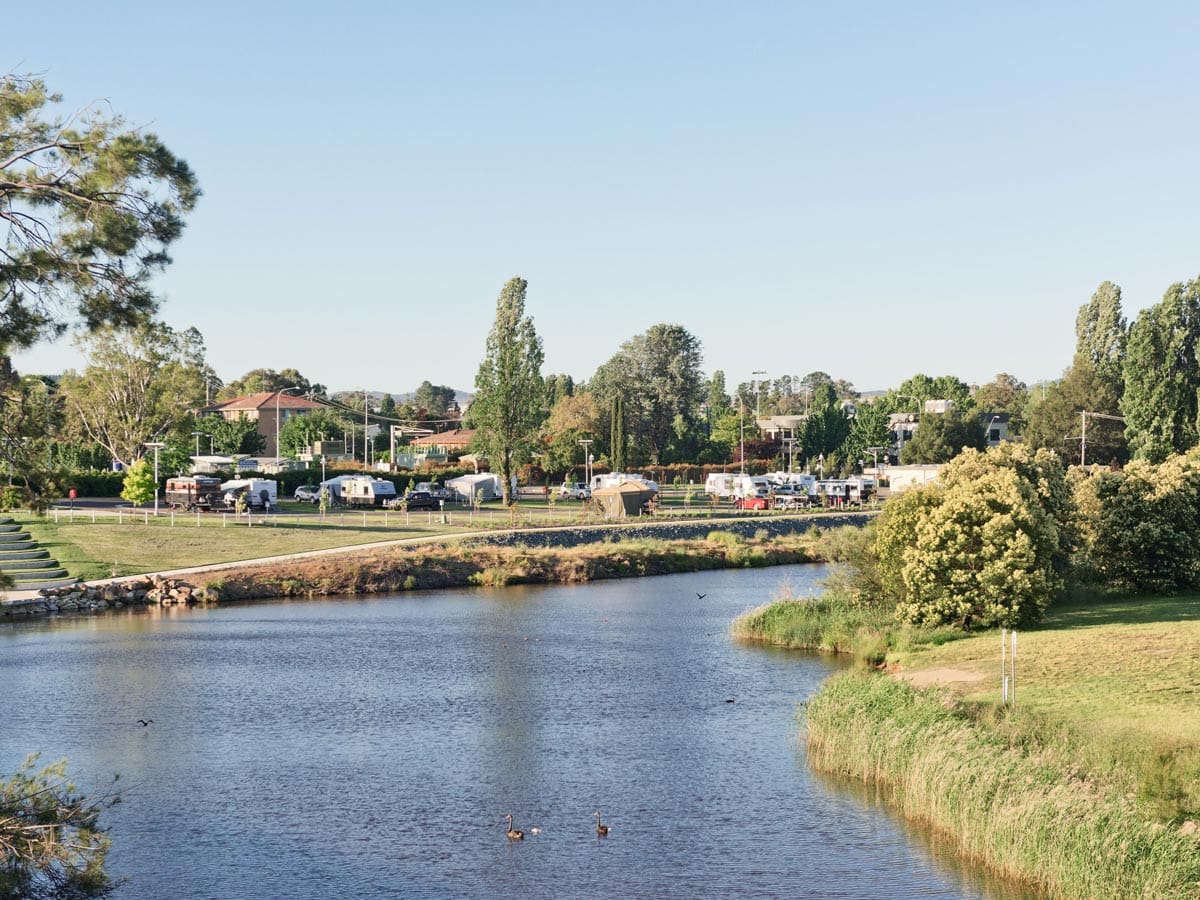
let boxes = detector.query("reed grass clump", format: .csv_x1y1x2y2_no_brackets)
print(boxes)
805,673,1200,899
731,588,896,663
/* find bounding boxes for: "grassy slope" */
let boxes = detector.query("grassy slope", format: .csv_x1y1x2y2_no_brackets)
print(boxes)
889,594,1200,815
16,514,463,581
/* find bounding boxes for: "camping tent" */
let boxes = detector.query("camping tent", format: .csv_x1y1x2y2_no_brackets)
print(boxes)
592,482,656,519
447,472,502,502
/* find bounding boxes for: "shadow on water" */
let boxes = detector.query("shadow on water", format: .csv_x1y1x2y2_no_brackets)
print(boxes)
806,770,1045,900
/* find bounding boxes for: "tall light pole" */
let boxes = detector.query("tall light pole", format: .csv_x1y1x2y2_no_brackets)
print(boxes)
191,431,209,457
752,370,767,418
275,387,303,461
144,441,164,516
738,395,745,474
578,439,593,484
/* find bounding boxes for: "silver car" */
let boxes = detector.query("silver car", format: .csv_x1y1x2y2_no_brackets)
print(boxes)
293,484,320,503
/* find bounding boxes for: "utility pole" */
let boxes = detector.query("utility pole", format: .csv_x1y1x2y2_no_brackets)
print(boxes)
1080,411,1125,466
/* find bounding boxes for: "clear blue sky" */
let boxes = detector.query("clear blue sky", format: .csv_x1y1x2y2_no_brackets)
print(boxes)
9,1,1200,396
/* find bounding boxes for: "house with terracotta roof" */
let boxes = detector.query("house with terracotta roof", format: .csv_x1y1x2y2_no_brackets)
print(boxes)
203,391,327,457
399,428,476,467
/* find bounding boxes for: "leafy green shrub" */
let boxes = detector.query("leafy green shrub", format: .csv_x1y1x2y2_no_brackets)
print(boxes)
0,485,25,511
63,471,125,497
706,530,741,548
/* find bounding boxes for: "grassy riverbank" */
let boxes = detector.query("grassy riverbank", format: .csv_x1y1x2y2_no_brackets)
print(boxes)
734,590,1200,897
807,673,1199,899
189,530,820,601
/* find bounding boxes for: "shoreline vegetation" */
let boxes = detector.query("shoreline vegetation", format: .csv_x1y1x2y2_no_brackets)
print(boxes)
192,529,820,602
733,590,1200,899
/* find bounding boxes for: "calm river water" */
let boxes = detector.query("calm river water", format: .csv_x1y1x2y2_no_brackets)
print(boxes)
1,565,1032,899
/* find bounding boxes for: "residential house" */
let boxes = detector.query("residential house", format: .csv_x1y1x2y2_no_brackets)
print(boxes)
203,391,327,458
396,428,476,468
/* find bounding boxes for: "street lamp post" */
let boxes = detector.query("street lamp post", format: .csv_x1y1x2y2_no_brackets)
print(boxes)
578,439,593,486
752,370,767,418
144,441,165,516
191,431,210,457
738,395,745,474
275,387,303,461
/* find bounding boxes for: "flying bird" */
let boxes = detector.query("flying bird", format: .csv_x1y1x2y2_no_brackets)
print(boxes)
696,592,707,600
137,719,153,726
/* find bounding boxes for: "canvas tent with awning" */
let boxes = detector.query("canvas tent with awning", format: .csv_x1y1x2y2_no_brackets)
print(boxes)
592,482,656,519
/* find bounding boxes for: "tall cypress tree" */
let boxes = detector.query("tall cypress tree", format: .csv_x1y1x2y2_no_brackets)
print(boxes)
611,394,625,472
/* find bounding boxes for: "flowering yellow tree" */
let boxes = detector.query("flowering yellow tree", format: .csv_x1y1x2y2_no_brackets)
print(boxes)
876,444,1068,629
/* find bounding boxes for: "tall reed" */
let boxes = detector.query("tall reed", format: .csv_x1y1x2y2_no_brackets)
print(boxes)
805,673,1200,899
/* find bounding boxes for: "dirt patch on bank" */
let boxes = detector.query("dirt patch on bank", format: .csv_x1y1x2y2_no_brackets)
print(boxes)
898,667,988,688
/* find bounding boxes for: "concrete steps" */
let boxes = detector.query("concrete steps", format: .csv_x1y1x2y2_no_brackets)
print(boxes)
0,549,50,561
2,559,59,571
12,568,68,583
0,521,75,593
10,576,77,591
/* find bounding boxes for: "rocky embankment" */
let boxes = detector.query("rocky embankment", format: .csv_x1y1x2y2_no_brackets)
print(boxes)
2,575,214,617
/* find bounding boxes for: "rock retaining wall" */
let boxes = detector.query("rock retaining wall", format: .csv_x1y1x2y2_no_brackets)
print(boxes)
1,576,214,618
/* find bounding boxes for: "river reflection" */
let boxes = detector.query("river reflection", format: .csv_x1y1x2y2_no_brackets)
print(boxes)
1,565,1035,899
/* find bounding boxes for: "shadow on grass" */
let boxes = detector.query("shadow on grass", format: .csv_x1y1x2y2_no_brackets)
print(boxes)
1042,592,1200,630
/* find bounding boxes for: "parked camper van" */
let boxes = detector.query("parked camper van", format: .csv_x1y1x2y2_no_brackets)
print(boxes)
340,476,398,508
164,476,223,511
220,478,278,510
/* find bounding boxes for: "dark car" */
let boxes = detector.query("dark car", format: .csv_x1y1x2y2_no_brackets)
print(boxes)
402,490,439,511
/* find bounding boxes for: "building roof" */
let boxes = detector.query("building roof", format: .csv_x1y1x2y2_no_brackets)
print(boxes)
204,391,326,413
408,428,475,447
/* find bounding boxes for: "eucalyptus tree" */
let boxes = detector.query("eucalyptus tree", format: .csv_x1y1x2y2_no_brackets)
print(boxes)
219,368,326,399
58,323,208,468
471,277,545,504
590,323,704,465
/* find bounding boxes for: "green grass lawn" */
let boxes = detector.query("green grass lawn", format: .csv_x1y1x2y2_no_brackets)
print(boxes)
892,594,1200,745
16,513,469,580
890,593,1200,818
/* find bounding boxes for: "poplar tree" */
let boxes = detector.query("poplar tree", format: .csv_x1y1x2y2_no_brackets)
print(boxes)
1074,281,1128,392
1121,277,1200,462
471,277,544,505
